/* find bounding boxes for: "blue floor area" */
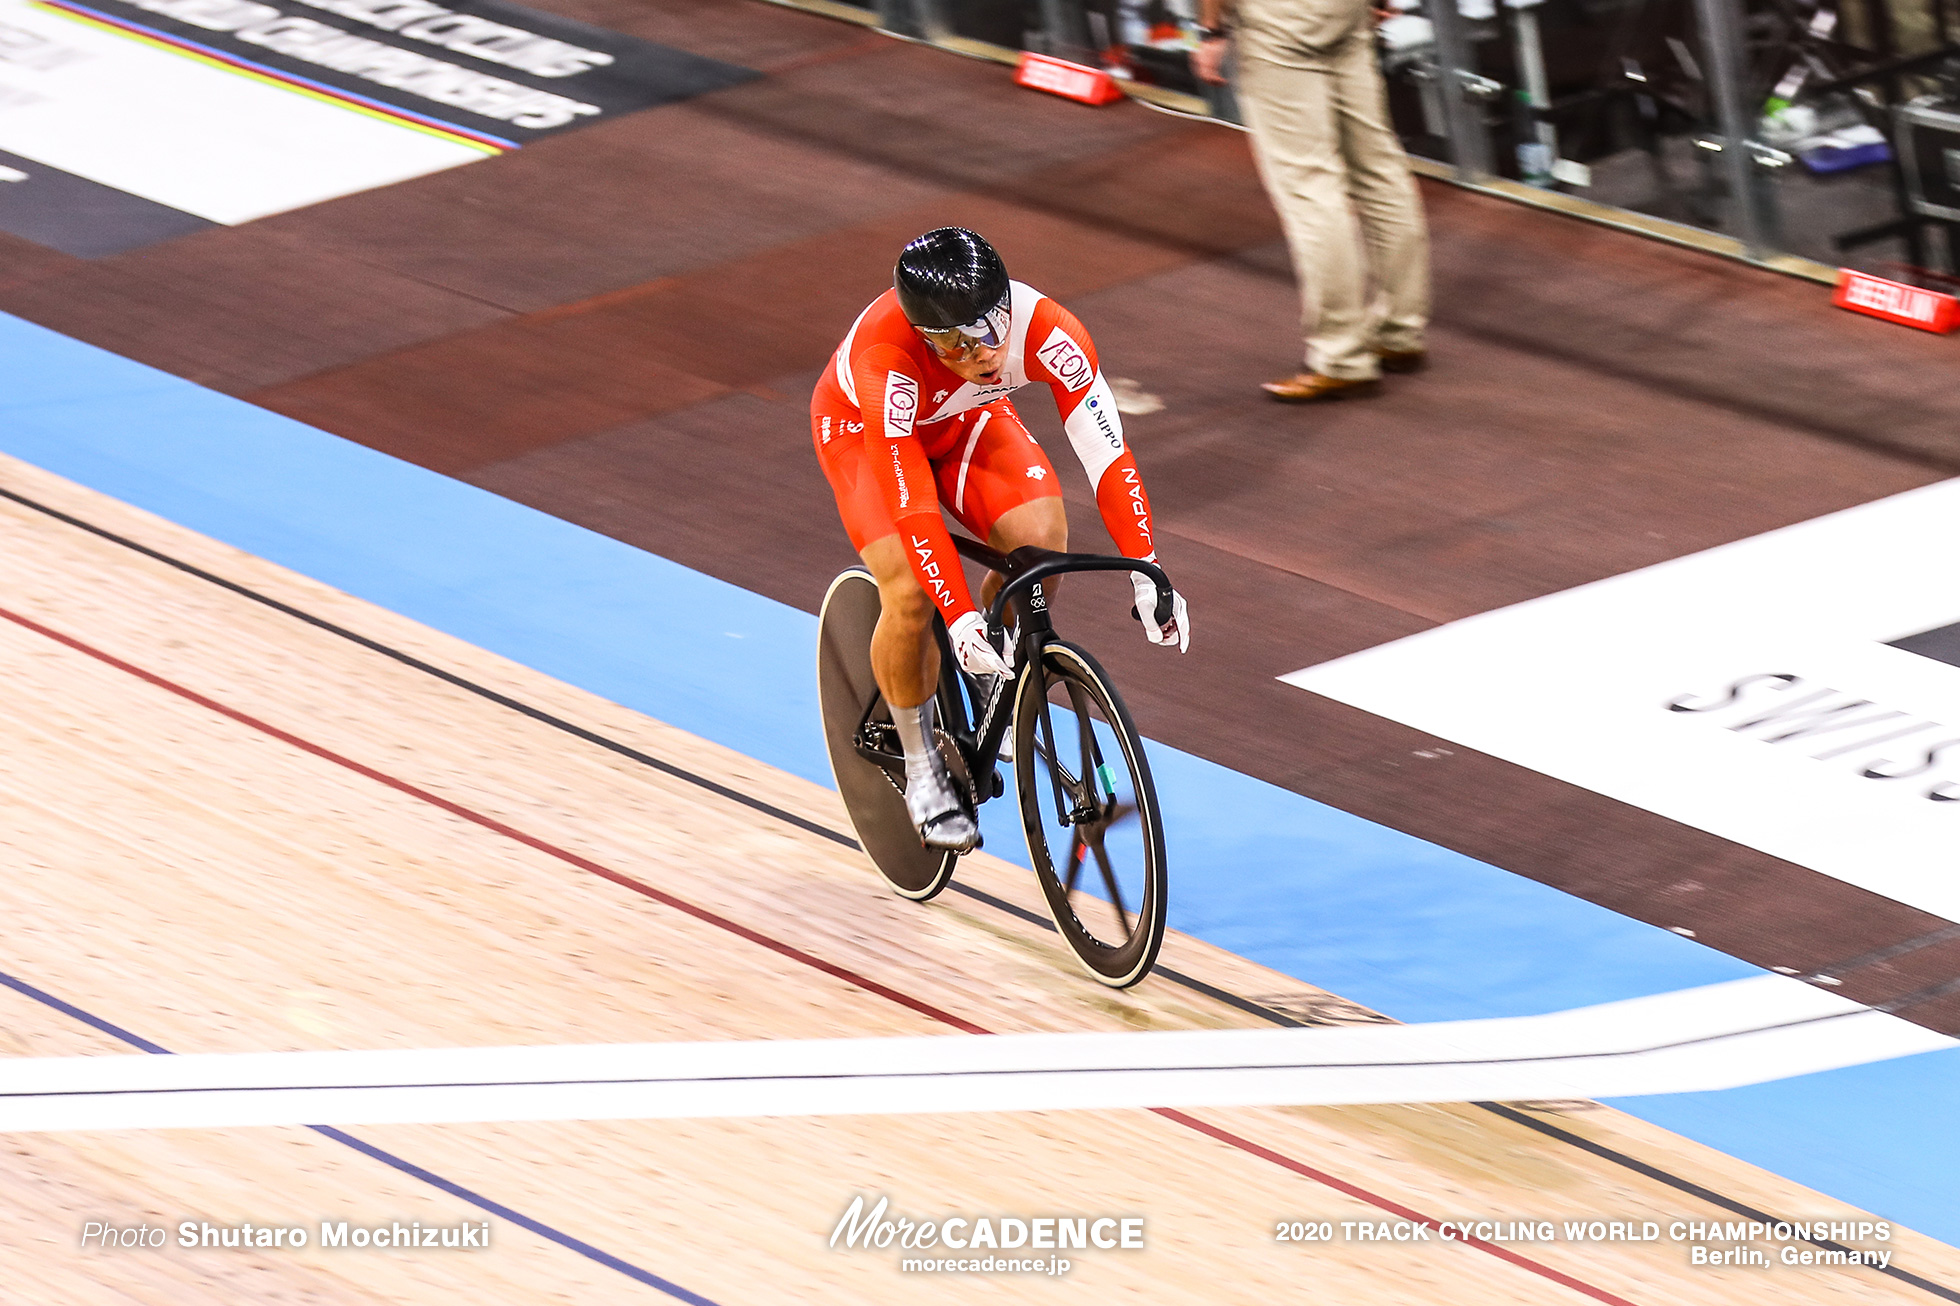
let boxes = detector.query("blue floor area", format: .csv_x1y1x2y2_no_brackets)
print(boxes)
2,311,1953,1248
1626,1050,1960,1241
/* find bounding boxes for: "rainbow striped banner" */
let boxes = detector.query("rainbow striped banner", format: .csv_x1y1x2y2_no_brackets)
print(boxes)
33,0,515,153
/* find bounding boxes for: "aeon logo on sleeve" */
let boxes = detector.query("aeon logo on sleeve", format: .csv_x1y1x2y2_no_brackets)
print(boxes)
883,372,919,439
1035,329,1093,392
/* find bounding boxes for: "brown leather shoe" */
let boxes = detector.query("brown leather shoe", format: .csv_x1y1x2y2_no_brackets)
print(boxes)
1261,372,1382,403
1375,348,1427,374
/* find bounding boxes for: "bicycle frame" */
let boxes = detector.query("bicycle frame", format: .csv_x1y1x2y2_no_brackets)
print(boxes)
847,536,1173,814
825,538,1171,984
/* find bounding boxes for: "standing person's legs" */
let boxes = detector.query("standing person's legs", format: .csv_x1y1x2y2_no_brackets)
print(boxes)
1332,31,1430,357
1237,56,1379,382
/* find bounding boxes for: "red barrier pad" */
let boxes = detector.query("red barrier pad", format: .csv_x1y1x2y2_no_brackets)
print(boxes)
1833,268,1960,333
1014,53,1123,106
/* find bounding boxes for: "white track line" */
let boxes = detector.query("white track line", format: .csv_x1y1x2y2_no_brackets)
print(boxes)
1,977,1949,1132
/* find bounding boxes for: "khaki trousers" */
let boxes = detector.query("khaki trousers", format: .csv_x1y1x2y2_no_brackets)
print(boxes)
1237,35,1430,379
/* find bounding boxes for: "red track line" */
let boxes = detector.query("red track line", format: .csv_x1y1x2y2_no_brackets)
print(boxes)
1,605,978,1036
5,602,1637,1305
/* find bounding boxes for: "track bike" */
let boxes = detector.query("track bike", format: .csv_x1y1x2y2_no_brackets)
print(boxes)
818,535,1172,987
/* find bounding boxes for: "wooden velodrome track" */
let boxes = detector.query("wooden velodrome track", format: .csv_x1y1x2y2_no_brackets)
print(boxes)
2,453,1955,1306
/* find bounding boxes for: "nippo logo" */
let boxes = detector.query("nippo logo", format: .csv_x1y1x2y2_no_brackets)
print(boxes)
1036,328,1093,391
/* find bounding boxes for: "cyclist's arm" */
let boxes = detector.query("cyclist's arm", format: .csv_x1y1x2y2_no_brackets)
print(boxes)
854,343,980,621
1024,300,1159,562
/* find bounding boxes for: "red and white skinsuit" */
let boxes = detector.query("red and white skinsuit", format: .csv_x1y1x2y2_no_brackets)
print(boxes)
812,280,1158,624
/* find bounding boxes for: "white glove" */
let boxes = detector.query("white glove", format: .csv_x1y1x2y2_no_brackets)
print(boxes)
1131,572,1190,652
949,610,1013,678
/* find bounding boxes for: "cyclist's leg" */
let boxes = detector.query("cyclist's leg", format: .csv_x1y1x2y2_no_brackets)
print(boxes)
984,498,1067,603
814,398,940,712
858,533,938,712
817,403,975,850
859,536,975,848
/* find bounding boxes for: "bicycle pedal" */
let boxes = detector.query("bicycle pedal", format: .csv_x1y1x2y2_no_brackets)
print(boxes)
917,808,980,853
990,771,1004,799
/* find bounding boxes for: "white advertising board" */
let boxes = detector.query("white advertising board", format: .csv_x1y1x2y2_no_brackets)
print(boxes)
1284,479,1960,922
0,0,482,225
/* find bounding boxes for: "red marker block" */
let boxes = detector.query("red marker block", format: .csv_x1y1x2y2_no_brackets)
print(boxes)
1014,52,1123,106
1833,268,1960,333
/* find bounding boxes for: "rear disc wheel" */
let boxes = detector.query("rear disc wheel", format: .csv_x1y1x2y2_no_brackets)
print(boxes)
817,568,958,900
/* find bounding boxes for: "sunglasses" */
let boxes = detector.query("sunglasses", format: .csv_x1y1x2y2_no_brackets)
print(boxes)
916,304,1009,361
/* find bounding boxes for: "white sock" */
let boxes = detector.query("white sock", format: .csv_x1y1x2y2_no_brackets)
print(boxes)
892,699,962,824
890,698,935,766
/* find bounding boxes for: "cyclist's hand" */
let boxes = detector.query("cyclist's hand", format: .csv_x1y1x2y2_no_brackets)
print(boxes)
949,611,1013,678
1130,572,1190,652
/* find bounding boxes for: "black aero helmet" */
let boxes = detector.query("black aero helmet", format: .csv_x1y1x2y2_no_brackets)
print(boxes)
894,227,1010,345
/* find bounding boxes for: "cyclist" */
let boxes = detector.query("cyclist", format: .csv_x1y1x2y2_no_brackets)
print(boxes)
812,227,1189,852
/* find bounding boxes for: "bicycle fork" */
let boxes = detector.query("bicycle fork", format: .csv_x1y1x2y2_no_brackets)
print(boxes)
1004,583,1109,831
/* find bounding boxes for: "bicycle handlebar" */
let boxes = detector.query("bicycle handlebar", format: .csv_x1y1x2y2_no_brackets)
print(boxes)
951,536,1173,636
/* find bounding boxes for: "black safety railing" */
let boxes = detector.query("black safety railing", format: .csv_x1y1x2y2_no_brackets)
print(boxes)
777,0,1960,280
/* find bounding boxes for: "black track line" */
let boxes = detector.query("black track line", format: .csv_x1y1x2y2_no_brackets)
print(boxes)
1479,1102,1960,1303
1809,923,1960,983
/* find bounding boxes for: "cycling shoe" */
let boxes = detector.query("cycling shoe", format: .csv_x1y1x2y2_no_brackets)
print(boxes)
917,807,980,853
905,750,979,853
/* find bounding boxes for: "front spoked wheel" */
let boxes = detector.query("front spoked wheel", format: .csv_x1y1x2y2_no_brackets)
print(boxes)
1012,640,1166,987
